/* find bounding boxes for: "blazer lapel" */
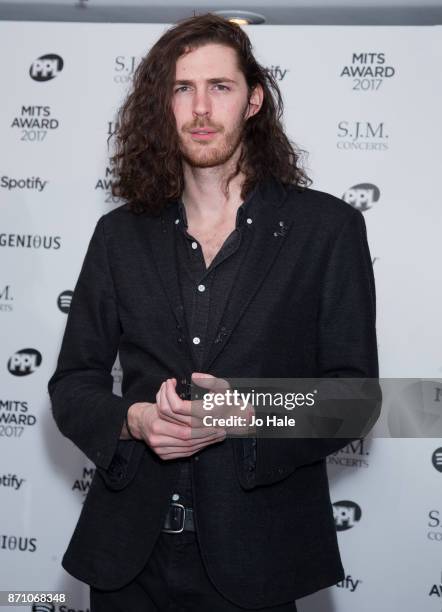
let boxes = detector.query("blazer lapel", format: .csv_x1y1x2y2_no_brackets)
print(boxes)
143,205,198,371
203,178,293,372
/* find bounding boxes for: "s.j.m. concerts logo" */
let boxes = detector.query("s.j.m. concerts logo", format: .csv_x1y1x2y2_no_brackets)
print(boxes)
29,54,64,82
327,438,370,469
337,121,389,151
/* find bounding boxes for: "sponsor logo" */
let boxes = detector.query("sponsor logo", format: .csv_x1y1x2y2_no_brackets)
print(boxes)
429,584,442,597
0,399,36,438
10,105,60,142
95,163,117,192
0,473,25,490
1,175,48,193
333,500,362,531
428,510,442,541
0,284,13,312
428,571,442,597
336,574,362,592
0,234,61,249
73,466,95,498
327,439,370,468
337,121,389,151
29,54,64,82
0,534,37,552
432,448,442,473
114,55,138,83
11,106,59,129
57,291,73,313
32,605,55,612
342,183,380,211
7,349,42,376
107,120,118,139
265,66,289,81
340,52,396,91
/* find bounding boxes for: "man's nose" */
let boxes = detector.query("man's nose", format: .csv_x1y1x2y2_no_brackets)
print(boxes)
192,89,211,118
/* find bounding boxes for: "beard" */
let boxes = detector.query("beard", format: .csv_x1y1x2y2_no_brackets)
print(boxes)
178,109,248,169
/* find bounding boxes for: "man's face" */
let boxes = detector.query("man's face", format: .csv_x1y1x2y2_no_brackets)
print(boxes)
171,43,262,168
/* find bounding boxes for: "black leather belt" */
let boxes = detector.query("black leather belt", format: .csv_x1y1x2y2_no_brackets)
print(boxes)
162,502,195,533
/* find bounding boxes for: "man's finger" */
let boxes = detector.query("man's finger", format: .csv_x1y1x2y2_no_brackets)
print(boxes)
152,430,226,448
155,418,224,440
191,372,230,394
157,379,189,425
159,435,226,458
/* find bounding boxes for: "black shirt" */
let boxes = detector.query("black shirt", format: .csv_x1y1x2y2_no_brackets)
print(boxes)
169,185,259,506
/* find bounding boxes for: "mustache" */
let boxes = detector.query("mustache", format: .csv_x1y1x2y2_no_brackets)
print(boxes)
185,122,222,131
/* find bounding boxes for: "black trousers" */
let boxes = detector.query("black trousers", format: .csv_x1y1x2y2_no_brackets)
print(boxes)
90,528,298,611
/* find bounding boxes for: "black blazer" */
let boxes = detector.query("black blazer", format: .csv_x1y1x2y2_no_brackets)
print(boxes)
48,178,379,608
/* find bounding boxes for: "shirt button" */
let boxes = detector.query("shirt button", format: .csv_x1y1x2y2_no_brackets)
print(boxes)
246,218,253,224
175,218,180,224
191,241,198,250
194,456,199,461
172,493,180,501
197,284,205,292
193,337,201,345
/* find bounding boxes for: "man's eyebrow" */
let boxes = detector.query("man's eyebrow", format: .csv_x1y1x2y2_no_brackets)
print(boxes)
173,77,237,85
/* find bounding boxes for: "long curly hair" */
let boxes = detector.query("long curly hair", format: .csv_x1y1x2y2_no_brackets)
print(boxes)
110,13,311,215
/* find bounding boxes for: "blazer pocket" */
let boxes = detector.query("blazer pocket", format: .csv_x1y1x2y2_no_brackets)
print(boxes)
96,439,145,491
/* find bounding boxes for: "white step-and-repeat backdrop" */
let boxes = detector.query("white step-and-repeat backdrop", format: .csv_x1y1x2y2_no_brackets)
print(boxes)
0,20,441,612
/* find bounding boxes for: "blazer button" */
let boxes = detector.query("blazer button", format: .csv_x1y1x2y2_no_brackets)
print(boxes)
177,336,183,343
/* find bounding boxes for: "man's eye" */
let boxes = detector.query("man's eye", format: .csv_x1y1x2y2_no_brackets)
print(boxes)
174,84,230,93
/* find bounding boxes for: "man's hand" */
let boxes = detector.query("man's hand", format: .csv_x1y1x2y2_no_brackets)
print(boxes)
124,378,227,460
190,372,256,436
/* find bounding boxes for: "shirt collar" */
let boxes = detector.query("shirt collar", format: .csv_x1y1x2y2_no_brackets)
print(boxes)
177,181,260,231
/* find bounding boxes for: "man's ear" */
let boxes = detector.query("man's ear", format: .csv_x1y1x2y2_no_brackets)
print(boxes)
245,83,264,120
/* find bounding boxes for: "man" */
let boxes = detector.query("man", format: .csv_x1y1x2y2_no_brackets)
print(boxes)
48,13,379,612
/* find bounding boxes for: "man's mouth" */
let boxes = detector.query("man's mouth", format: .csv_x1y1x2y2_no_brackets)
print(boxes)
190,130,218,140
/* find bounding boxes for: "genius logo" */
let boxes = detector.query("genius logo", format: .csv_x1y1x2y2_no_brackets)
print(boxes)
333,500,362,531
29,54,64,82
7,348,42,376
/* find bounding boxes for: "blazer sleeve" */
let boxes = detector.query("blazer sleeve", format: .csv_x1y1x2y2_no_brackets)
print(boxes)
240,207,380,490
47,215,143,471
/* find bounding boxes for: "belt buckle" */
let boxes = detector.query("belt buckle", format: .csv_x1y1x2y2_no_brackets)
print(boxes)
162,502,186,534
